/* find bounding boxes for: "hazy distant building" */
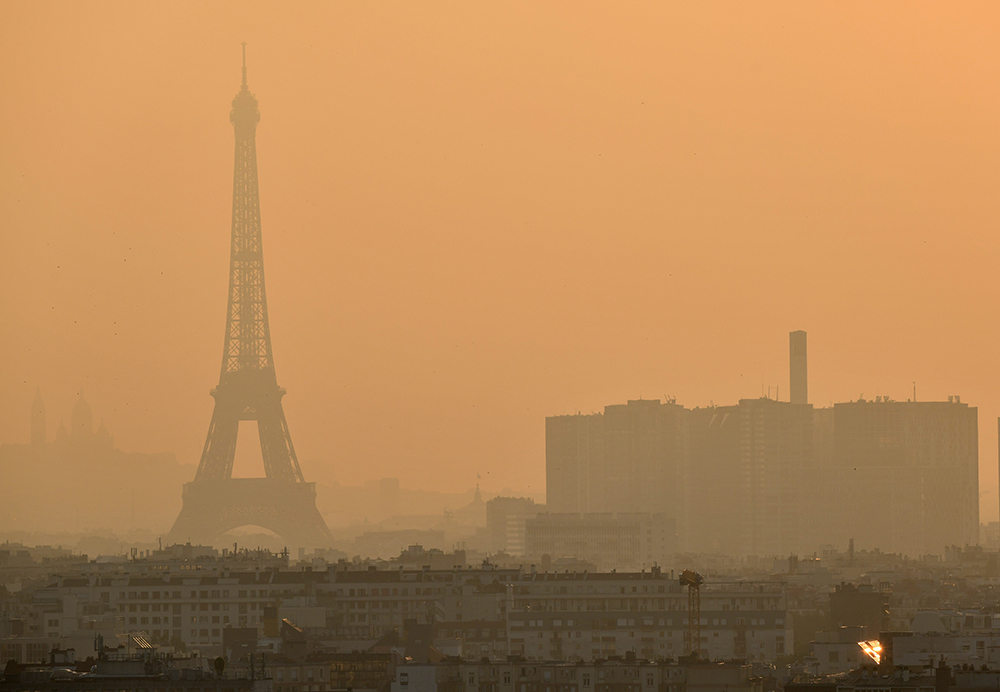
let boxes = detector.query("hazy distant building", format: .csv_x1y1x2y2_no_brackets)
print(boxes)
30,388,45,446
790,330,808,405
545,413,603,514
365,477,402,518
546,331,979,558
485,496,541,555
735,397,813,557
813,397,978,556
524,512,674,571
548,395,810,558
684,405,741,554
603,399,686,515
0,391,183,532
546,399,685,530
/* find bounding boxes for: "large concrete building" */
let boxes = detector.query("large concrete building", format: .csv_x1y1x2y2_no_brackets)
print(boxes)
545,332,979,559
546,399,686,537
810,397,978,556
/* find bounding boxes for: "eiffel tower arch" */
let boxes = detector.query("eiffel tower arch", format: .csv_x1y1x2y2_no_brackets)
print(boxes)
167,48,331,549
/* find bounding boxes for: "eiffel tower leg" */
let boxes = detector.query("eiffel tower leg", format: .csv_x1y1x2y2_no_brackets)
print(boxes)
258,415,294,482
196,411,239,482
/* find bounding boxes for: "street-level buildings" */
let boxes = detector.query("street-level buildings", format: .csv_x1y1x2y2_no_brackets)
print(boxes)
2,562,790,665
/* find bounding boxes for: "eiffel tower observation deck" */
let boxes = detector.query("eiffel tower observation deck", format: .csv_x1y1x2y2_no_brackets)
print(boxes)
167,48,331,548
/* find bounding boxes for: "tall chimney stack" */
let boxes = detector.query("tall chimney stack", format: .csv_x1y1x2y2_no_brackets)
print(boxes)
790,330,807,405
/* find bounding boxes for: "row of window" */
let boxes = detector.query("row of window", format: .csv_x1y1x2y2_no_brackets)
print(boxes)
121,589,275,600
124,602,267,612
342,587,439,597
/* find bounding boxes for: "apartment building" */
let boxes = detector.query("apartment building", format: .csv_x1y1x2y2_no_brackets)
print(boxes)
4,561,789,664
391,659,760,692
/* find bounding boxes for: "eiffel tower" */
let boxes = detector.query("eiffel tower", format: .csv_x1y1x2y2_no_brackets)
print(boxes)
167,48,331,548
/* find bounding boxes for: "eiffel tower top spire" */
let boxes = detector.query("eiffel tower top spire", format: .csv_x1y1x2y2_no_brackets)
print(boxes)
231,45,260,137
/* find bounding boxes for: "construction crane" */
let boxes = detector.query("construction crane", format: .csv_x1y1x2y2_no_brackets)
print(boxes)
679,569,704,658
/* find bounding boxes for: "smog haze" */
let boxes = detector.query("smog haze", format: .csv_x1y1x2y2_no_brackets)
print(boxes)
3,2,1000,534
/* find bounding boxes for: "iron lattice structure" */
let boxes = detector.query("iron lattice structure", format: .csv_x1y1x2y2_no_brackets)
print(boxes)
168,50,331,547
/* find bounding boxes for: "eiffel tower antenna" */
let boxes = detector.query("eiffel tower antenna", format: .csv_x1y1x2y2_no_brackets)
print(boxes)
167,52,331,549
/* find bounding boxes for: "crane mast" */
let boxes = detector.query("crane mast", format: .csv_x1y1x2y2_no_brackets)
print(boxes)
680,569,705,659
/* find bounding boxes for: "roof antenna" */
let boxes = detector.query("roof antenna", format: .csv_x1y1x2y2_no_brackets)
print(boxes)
241,42,248,87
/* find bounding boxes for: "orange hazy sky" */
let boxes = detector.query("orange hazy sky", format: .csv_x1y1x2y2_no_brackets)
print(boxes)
3,3,999,518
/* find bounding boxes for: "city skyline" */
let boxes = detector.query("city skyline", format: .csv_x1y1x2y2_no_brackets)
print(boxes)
3,3,1000,521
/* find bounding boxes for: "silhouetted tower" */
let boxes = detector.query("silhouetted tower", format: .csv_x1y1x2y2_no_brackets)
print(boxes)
30,387,46,446
71,392,93,440
789,330,807,405
168,48,331,548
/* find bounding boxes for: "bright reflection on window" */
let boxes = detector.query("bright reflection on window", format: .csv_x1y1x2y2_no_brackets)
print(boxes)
859,640,882,664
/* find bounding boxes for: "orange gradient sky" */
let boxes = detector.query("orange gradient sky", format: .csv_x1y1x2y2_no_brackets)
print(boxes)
3,3,1000,518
